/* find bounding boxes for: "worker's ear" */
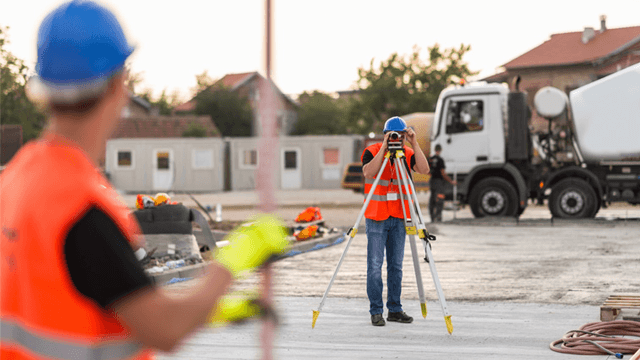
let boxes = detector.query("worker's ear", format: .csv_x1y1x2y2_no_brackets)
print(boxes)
106,72,127,97
103,71,128,109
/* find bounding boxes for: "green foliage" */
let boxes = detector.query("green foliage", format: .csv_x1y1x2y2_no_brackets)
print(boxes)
348,44,478,133
291,91,349,135
191,70,215,97
0,26,45,141
182,122,208,137
194,84,253,137
126,70,181,115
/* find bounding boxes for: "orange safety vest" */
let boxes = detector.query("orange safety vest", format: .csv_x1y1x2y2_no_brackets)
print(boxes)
361,143,414,221
0,133,154,360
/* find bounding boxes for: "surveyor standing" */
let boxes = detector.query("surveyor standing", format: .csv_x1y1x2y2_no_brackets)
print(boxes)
361,117,430,326
0,1,288,358
428,144,457,222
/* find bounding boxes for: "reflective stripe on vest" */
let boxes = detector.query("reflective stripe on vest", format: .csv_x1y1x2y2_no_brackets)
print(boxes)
1,319,142,360
365,178,390,187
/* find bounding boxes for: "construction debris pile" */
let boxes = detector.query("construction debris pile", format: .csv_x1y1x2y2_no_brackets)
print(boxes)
132,196,340,275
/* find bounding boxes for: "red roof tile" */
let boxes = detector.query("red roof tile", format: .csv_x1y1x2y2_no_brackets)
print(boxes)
111,116,220,139
219,72,256,89
504,26,640,69
174,100,196,113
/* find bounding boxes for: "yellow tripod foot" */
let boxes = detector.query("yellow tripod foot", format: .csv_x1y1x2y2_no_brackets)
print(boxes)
421,303,427,318
312,310,320,329
445,315,453,334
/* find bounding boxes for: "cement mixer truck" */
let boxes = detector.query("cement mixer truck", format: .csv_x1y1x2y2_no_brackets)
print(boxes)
430,63,640,218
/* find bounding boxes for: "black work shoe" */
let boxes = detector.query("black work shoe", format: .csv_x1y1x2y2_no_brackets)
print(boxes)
371,313,385,326
387,311,413,323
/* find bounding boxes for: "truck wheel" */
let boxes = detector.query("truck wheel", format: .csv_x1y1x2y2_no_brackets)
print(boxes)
549,178,597,219
469,178,518,217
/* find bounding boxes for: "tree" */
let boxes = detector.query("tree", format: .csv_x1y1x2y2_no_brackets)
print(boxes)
191,70,215,97
182,122,208,137
194,84,253,137
291,91,348,135
127,69,182,116
0,26,45,141
139,89,181,116
348,44,478,133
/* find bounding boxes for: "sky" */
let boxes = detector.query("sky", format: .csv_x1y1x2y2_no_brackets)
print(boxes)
2,0,640,102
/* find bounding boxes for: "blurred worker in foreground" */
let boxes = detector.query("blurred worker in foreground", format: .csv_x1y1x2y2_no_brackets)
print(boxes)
0,1,288,358
361,117,430,326
428,144,457,222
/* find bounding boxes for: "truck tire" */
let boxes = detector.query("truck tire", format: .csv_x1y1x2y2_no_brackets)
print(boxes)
469,177,518,217
549,178,597,219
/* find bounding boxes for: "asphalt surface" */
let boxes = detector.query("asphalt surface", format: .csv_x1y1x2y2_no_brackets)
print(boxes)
121,189,640,360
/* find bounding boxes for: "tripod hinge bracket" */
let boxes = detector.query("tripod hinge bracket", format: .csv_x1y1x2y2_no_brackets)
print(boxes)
405,226,417,235
347,227,358,237
395,150,405,158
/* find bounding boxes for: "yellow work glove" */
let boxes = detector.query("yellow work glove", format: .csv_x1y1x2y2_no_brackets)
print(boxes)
208,293,262,327
215,214,289,277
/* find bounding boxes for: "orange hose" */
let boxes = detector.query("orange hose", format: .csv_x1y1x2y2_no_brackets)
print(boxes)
550,320,640,356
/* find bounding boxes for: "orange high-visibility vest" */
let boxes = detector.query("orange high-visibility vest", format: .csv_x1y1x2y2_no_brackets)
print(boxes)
0,133,154,360
361,143,414,221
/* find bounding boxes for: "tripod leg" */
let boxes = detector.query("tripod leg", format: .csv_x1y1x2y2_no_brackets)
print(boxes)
424,242,453,334
394,156,427,319
403,170,432,260
396,153,453,334
312,155,391,329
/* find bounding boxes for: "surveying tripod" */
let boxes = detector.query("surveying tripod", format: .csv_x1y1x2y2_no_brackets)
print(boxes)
312,145,453,334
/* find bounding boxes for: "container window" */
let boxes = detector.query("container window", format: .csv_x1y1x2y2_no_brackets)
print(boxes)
323,148,340,166
117,151,132,167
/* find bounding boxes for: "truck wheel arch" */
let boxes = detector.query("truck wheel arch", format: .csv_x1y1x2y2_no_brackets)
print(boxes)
462,163,528,209
544,166,603,211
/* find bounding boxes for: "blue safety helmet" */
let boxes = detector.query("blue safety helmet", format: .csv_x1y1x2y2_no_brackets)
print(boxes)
27,0,134,104
383,116,407,133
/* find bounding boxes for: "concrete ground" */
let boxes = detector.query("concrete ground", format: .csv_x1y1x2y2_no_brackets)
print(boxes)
123,189,640,359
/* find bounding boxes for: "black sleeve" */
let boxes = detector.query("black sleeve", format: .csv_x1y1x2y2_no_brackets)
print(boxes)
410,154,416,172
362,149,374,166
64,207,152,309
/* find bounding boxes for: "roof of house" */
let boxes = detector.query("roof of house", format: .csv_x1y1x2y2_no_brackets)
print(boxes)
503,26,640,69
130,95,152,110
111,115,220,138
173,71,297,113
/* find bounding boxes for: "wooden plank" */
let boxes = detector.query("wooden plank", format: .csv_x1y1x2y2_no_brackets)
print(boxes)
600,294,640,321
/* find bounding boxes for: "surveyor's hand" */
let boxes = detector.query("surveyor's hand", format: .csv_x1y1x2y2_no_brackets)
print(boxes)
405,127,417,146
208,292,264,326
215,214,289,277
382,132,391,151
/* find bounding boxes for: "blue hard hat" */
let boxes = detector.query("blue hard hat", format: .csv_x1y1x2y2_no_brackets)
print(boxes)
28,0,134,103
383,116,407,133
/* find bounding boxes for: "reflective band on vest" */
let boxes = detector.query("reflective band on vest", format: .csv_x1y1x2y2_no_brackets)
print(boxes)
1,320,142,360
365,178,390,187
362,143,414,221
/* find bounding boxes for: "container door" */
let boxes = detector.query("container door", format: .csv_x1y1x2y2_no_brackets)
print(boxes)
281,148,301,189
153,149,174,191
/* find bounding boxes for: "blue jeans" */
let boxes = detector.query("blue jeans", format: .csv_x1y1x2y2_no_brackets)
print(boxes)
365,216,406,315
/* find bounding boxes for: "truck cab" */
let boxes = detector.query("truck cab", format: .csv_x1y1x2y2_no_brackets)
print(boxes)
431,83,531,217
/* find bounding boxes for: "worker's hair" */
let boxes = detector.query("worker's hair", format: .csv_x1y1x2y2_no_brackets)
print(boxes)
45,70,125,116
435,144,442,152
49,97,103,115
